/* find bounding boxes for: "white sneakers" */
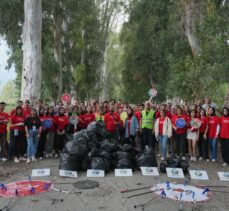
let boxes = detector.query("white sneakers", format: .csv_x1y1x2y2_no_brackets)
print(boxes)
222,163,228,167
212,159,216,162
14,158,20,163
54,154,59,158
31,157,37,162
20,157,27,161
199,157,203,161
190,156,197,162
2,157,7,162
26,158,30,164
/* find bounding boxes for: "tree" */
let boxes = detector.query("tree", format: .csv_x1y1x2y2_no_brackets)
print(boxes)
20,0,42,104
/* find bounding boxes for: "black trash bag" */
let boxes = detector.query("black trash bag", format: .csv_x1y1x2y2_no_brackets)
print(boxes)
116,158,133,169
62,140,88,157
178,160,189,173
87,131,100,148
73,130,89,141
90,157,110,172
118,144,133,153
100,140,117,152
87,121,97,132
159,162,167,173
116,151,133,161
95,121,108,140
167,155,179,168
135,146,157,168
88,148,99,159
59,153,80,171
80,157,91,171
100,151,113,167
65,134,73,142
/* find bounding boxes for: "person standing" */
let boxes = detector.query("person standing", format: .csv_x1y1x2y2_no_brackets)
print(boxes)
220,107,229,167
187,110,199,162
24,108,42,163
140,101,155,150
104,104,122,143
37,108,48,159
45,106,55,157
54,107,69,157
172,107,188,160
9,106,26,163
124,106,139,147
154,110,172,160
198,109,209,161
0,102,9,162
207,107,220,162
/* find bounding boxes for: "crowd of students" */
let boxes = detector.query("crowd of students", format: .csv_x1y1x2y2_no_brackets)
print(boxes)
0,97,228,167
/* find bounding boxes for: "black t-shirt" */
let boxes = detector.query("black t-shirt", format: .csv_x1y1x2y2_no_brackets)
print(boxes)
24,117,41,130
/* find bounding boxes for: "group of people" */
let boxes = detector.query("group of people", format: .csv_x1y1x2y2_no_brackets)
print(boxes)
0,97,228,167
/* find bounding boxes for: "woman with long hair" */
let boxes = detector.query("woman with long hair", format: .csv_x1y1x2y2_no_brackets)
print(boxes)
220,107,229,167
24,108,42,163
9,106,26,163
124,106,139,147
207,107,220,162
155,110,172,160
45,106,55,157
198,109,209,161
187,110,199,162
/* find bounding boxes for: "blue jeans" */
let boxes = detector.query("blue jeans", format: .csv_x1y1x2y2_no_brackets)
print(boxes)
209,138,217,160
27,130,39,158
159,135,168,158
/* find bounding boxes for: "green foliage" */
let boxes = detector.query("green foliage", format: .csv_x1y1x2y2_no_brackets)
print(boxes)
120,0,229,103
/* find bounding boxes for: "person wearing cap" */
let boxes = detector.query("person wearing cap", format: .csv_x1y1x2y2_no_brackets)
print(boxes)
0,102,9,161
140,101,156,150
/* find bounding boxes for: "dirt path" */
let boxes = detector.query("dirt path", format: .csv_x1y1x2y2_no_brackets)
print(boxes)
0,158,229,211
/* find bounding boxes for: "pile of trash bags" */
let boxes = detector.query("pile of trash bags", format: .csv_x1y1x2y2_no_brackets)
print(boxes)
159,155,189,174
59,121,157,172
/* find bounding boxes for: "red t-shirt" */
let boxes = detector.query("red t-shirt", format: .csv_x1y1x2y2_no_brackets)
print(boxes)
23,107,32,119
39,115,48,130
208,116,220,138
104,112,121,132
199,116,209,133
159,117,165,135
172,115,187,135
46,115,55,131
54,115,69,131
78,114,87,129
83,113,95,126
10,115,25,131
134,111,141,125
0,112,9,134
187,117,198,132
10,109,16,117
220,116,229,139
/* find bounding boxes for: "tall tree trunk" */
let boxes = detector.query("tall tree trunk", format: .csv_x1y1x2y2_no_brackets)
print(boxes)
21,0,42,105
182,0,201,58
224,81,229,107
53,16,63,99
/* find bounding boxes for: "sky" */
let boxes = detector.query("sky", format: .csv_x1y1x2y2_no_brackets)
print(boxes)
0,38,16,92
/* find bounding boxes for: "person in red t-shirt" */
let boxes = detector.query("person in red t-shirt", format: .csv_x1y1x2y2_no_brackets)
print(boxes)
10,100,23,117
220,107,229,166
54,107,69,157
207,107,220,162
77,106,87,131
154,110,172,160
0,102,9,161
9,106,26,163
172,107,188,160
84,106,95,126
23,100,32,119
198,109,209,161
104,104,122,143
